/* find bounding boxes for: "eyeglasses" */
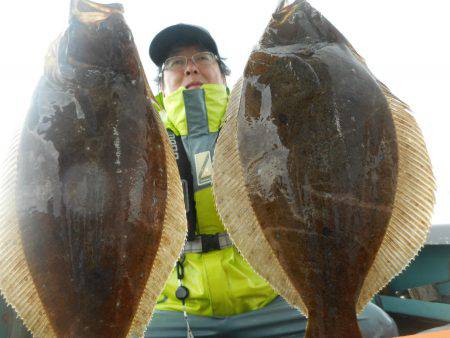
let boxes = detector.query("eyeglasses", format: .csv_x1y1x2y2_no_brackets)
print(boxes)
162,51,218,72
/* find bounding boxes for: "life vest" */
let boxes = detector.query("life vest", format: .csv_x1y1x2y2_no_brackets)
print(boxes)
153,83,277,316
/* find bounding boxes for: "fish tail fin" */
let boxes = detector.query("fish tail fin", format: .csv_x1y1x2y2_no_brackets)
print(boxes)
358,82,435,313
275,0,288,13
273,0,300,18
70,0,124,24
274,0,302,12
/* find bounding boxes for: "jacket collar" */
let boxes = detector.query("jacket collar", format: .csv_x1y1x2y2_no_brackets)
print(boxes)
156,84,229,136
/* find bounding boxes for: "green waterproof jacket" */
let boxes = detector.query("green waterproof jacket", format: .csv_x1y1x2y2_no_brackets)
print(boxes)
153,83,278,317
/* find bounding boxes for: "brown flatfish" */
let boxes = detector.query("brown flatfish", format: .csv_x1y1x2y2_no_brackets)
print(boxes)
0,0,186,337
213,1,435,337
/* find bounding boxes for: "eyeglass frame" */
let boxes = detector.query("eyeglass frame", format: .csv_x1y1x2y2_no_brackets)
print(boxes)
161,51,220,73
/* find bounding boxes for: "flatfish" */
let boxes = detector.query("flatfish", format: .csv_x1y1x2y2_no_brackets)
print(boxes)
0,0,186,337
213,1,435,337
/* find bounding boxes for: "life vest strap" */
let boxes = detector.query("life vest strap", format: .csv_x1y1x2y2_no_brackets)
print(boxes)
183,233,233,253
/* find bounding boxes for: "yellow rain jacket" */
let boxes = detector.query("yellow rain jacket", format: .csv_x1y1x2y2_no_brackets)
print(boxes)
154,83,277,317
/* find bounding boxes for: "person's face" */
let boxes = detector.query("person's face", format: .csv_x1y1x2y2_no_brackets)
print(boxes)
161,45,225,95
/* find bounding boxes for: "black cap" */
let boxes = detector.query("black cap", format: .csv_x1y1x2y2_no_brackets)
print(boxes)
149,24,219,67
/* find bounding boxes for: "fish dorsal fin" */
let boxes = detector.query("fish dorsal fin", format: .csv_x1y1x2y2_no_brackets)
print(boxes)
212,78,308,315
357,83,435,312
0,132,57,337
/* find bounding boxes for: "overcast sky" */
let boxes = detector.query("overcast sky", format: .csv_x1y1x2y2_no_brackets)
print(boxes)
0,0,448,225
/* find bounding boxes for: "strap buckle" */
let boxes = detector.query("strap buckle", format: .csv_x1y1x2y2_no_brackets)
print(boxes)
200,234,221,253
183,233,233,254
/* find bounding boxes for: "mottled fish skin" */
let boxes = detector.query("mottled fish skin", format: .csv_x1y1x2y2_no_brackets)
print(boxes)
238,1,398,337
16,1,166,337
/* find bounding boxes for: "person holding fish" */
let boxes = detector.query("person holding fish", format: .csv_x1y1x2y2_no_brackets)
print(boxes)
144,23,399,338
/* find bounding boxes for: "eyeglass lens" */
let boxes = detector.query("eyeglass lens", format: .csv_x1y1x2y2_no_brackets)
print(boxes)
164,52,215,71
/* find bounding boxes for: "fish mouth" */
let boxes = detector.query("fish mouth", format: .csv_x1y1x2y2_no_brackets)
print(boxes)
185,82,203,89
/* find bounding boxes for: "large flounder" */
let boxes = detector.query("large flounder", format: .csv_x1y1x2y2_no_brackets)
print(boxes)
213,0,435,337
0,0,186,337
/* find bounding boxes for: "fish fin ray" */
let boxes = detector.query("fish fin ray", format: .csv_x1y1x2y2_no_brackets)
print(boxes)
0,131,57,337
357,82,435,313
